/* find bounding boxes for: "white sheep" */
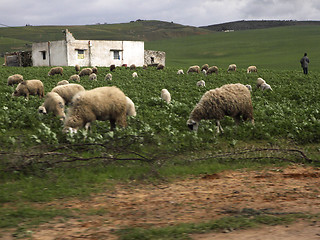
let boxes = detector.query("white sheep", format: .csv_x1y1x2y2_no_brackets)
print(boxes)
132,72,138,78
69,74,80,82
201,64,209,72
57,80,69,86
51,83,85,105
197,80,206,87
227,64,237,72
177,69,184,75
92,66,98,74
79,68,93,77
256,77,266,88
187,83,254,133
48,67,63,76
38,92,66,121
126,96,136,117
247,65,257,73
12,80,44,99
260,83,273,91
89,73,97,81
7,74,24,86
105,73,112,81
187,65,200,74
63,86,128,133
161,89,171,104
206,66,219,75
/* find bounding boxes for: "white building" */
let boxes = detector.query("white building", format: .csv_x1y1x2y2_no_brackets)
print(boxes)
32,29,147,67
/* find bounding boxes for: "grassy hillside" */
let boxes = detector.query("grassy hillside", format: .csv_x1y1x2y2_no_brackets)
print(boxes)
146,25,320,70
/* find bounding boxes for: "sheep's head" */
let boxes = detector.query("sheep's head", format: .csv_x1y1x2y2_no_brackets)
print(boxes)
187,119,199,131
38,105,47,114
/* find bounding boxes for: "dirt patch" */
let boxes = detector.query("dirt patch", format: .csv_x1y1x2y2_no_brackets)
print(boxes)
2,164,320,239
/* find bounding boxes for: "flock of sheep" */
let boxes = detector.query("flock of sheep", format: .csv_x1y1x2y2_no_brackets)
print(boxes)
7,63,271,134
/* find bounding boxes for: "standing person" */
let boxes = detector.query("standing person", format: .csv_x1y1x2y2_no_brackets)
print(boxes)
300,53,310,75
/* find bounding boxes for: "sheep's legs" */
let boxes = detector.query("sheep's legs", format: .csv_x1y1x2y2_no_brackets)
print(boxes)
216,120,224,134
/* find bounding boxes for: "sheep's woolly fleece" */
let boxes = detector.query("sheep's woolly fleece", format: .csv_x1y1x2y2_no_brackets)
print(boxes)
63,86,127,132
12,79,44,99
187,83,254,131
51,83,85,105
38,92,66,120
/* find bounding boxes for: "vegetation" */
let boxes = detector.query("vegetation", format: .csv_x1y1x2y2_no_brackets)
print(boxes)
1,22,320,238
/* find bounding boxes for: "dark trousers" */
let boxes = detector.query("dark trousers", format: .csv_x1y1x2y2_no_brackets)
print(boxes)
303,67,308,74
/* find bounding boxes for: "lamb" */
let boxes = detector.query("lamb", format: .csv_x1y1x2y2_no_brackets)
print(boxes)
57,80,69,86
75,64,80,73
89,73,97,81
260,83,273,91
187,83,254,133
69,74,80,82
105,73,112,81
130,64,136,70
132,72,138,78
79,68,93,77
51,83,85,105
12,80,44,99
177,69,184,75
63,86,128,133
197,80,206,87
48,67,63,76
38,92,66,120
201,64,209,72
206,66,219,75
92,67,98,74
126,96,136,117
256,77,266,88
7,74,24,86
247,65,257,73
187,65,200,74
161,89,171,104
227,64,237,72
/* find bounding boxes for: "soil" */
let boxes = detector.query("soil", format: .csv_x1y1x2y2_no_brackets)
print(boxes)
2,164,320,239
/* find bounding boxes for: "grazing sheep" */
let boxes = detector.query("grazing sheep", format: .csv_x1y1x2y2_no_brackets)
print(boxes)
256,77,266,88
48,67,63,76
201,64,209,72
247,65,257,73
75,64,80,73
38,92,66,120
260,83,273,91
207,66,219,75
110,64,116,71
79,68,93,77
177,69,184,75
161,89,171,104
51,83,85,105
187,65,200,74
12,80,44,99
132,72,138,78
92,66,98,74
197,80,206,87
63,86,128,133
126,96,136,117
245,84,252,91
105,73,112,81
69,74,80,82
187,83,254,133
157,64,165,70
130,64,136,70
227,64,237,72
57,80,69,86
7,74,24,86
89,73,97,81
143,64,148,69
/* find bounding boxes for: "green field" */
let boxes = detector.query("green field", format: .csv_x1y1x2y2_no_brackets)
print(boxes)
1,23,320,238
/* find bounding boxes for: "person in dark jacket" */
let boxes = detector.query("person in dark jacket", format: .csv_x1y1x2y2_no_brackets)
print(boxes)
300,53,310,74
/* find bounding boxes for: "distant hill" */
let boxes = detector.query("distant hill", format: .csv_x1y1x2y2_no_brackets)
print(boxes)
0,20,211,55
200,20,320,31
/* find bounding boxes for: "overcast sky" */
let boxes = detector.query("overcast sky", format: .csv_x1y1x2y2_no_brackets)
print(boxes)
1,0,320,27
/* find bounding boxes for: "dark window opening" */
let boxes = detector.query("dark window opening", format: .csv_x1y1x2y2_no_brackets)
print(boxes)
41,51,46,60
151,57,154,64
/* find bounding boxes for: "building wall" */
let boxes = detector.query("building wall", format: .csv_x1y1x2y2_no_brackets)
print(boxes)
144,50,166,66
32,41,67,66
